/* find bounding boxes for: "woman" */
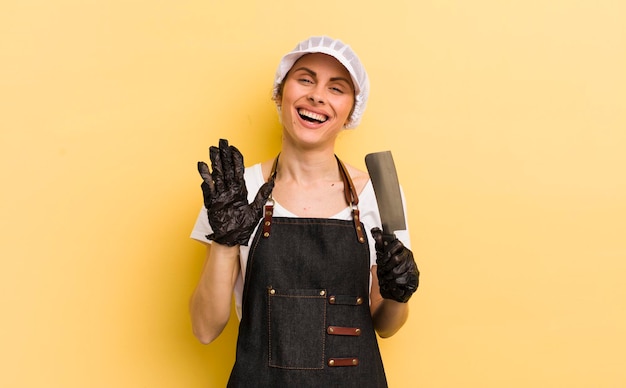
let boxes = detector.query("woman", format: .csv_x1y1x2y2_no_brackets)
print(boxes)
190,36,419,387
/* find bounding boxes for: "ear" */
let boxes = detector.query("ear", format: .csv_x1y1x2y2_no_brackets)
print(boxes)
275,101,283,123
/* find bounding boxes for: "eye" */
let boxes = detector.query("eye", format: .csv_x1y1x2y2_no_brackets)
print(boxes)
298,77,314,85
330,86,345,94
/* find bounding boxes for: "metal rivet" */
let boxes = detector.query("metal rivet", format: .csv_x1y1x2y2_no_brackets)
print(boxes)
352,359,358,365
269,288,275,295
355,328,361,335
319,290,326,296
263,232,270,237
264,221,271,226
359,237,365,243
329,296,336,304
356,297,363,305
356,225,362,230
328,359,335,366
328,327,334,333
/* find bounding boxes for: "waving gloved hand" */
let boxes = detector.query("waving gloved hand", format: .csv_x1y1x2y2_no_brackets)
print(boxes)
197,139,274,246
371,227,419,303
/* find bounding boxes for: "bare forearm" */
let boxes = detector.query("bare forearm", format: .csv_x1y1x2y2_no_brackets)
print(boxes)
372,299,409,338
370,266,410,338
190,243,240,344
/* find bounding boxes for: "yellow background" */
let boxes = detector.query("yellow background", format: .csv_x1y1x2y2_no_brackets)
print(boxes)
1,0,625,387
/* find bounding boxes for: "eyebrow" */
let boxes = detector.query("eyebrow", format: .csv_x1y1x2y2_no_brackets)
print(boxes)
292,66,354,89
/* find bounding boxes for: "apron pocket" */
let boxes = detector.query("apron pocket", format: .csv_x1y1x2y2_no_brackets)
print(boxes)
267,287,327,370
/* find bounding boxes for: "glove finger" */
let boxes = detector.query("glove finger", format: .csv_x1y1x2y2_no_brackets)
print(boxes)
380,246,406,274
392,259,419,288
376,258,392,272
197,161,216,195
371,227,383,244
209,145,225,193
197,161,211,181
392,272,419,295
374,252,391,270
394,271,417,288
391,260,413,278
379,254,397,273
370,227,386,254
219,139,235,187
384,244,413,273
385,238,406,257
370,227,389,270
249,180,275,213
231,145,245,183
392,245,412,264
228,144,247,200
408,271,419,290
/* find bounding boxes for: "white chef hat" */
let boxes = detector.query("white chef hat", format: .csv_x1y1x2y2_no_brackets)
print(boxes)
272,36,370,129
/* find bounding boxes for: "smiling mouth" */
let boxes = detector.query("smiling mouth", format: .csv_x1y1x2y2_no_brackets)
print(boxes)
298,108,328,124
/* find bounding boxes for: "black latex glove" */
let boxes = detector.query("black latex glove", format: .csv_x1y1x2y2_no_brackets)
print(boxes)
197,139,274,246
371,227,419,303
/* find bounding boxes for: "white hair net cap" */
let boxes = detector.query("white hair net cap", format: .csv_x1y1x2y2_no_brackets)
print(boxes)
272,36,370,129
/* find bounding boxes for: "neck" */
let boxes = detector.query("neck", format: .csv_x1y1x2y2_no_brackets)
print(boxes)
275,147,340,184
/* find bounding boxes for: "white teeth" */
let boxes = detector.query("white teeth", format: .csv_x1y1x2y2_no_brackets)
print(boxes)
298,109,328,123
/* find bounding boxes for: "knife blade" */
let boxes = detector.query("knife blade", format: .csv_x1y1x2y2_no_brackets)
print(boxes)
365,151,406,238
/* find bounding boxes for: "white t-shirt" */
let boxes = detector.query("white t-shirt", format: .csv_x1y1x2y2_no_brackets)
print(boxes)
190,163,411,319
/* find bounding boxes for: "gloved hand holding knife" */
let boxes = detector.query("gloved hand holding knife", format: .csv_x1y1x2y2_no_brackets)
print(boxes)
366,151,420,303
370,227,419,303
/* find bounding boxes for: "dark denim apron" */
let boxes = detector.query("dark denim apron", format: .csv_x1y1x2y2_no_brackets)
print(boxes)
227,157,388,388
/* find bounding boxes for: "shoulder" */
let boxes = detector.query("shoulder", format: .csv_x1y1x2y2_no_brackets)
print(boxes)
260,159,276,181
342,162,370,195
243,163,265,192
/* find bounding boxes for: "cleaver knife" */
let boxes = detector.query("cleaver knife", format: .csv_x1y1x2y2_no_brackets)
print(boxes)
365,151,406,239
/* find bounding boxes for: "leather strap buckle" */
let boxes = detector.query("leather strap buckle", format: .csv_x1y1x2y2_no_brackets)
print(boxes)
262,200,274,238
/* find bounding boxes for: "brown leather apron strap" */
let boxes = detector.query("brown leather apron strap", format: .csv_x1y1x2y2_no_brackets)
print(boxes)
269,155,279,181
335,156,359,207
262,155,279,238
336,156,365,244
327,357,359,367
327,326,362,336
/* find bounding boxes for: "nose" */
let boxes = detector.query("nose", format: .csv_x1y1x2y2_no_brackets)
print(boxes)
308,85,325,104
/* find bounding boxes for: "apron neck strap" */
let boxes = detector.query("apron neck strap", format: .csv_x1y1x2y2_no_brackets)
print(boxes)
335,155,359,208
335,156,366,244
264,154,366,244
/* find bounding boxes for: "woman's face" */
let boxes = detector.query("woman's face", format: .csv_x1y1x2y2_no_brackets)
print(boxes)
276,53,355,149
